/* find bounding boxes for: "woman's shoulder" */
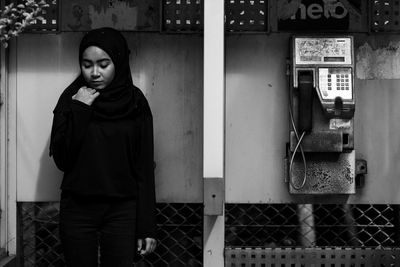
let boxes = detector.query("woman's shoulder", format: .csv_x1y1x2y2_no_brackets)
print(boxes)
132,85,152,116
132,85,146,100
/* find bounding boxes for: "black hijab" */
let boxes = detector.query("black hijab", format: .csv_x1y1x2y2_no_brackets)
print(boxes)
53,27,137,120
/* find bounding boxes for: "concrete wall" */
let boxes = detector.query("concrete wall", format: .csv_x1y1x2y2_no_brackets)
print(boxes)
11,32,400,204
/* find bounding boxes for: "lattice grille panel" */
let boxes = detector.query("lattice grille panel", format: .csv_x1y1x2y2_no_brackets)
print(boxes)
138,203,203,266
162,0,203,32
18,202,63,267
6,0,59,32
225,0,268,32
225,204,400,248
370,0,400,32
18,202,203,267
225,247,400,267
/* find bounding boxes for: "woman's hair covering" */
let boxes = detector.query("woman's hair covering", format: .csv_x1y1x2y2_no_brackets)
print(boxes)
50,27,151,156
78,27,133,92
53,27,143,120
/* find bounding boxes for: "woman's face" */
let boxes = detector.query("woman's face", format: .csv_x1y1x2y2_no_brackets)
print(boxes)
81,46,115,90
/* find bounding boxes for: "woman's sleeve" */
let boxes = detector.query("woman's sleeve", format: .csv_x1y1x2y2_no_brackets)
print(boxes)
136,107,156,239
50,100,93,172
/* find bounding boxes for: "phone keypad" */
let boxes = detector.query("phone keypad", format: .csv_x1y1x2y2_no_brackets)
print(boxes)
336,74,350,91
326,74,350,91
318,68,352,100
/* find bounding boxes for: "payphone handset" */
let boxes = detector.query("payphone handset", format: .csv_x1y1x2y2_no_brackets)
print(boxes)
292,36,355,119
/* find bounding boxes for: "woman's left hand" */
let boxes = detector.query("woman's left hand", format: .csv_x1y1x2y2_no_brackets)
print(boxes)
137,237,157,255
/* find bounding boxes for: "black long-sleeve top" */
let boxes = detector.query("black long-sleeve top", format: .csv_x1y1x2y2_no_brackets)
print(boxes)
50,89,156,238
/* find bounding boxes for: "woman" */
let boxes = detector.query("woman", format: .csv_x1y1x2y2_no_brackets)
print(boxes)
50,27,156,266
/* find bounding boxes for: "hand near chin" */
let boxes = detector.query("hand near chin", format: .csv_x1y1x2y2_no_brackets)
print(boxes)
72,86,100,106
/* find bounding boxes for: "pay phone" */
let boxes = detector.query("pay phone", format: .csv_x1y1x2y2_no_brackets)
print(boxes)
286,36,356,194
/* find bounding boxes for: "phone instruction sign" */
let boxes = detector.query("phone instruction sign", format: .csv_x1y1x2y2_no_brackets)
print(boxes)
294,37,352,65
278,0,361,31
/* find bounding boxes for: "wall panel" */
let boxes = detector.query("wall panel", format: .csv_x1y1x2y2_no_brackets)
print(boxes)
225,33,400,204
14,33,203,202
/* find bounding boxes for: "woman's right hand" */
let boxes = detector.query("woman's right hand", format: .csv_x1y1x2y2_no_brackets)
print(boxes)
72,86,100,106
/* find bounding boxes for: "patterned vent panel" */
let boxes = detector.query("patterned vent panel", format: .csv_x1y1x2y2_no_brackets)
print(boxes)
225,204,400,248
162,0,203,32
225,0,268,32
5,0,59,32
18,202,203,267
225,247,400,267
370,0,400,32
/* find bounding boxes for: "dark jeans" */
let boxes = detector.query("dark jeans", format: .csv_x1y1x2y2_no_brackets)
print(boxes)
59,192,137,267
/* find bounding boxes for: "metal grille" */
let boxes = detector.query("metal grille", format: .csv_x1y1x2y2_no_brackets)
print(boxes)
138,203,203,266
370,0,400,32
225,0,268,32
162,0,203,32
18,202,203,267
29,0,58,32
17,202,63,267
225,204,400,248
6,0,59,32
225,247,400,266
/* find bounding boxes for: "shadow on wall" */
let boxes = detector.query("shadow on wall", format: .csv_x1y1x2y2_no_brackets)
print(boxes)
16,136,64,266
36,136,63,201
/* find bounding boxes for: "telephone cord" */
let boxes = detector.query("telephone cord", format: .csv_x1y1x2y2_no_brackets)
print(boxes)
288,105,308,190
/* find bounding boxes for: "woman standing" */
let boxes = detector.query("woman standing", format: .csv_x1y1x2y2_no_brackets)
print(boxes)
50,27,156,266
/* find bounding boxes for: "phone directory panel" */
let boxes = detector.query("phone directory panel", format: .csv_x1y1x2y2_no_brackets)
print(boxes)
294,37,352,65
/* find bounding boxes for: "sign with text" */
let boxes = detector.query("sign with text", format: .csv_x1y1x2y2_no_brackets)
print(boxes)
278,0,362,31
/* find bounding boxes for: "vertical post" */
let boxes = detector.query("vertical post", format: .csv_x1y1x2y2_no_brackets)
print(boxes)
5,39,17,256
0,42,16,263
0,43,6,253
203,0,225,266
